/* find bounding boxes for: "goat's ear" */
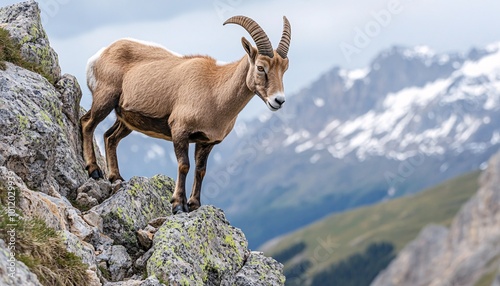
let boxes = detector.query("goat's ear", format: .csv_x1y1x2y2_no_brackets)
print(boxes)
241,37,257,63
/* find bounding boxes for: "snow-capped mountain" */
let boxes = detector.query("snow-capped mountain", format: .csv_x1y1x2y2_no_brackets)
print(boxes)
96,42,500,249
295,44,500,162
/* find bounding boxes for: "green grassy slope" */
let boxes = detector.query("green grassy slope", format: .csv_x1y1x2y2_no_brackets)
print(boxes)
262,170,481,279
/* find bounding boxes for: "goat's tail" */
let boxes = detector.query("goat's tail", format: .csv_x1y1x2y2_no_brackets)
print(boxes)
86,47,106,92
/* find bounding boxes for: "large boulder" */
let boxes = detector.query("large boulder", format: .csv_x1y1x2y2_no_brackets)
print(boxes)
147,205,285,285
0,62,88,198
0,0,60,83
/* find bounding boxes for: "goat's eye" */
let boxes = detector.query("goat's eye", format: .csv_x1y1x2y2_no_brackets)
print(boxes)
257,66,265,72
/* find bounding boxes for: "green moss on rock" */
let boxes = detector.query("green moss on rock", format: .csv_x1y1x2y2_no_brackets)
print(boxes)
0,186,89,286
0,27,55,83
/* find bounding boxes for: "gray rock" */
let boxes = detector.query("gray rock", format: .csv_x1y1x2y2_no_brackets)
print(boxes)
372,151,500,286
0,239,42,286
62,231,98,269
67,208,94,241
371,225,449,286
222,251,285,286
83,210,104,232
92,175,174,254
494,267,500,286
55,73,82,124
0,2,106,198
0,0,60,83
76,192,100,209
77,178,113,205
104,276,165,286
109,245,133,281
135,248,154,271
139,276,165,286
0,167,101,276
147,205,250,285
0,62,88,198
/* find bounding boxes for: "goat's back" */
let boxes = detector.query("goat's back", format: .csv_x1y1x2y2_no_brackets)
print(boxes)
87,39,178,93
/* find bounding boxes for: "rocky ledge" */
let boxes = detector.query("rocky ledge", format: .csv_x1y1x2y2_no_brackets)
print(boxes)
0,1,285,285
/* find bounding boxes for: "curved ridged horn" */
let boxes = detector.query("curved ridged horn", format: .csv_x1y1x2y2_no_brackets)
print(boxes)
276,16,291,59
224,15,274,58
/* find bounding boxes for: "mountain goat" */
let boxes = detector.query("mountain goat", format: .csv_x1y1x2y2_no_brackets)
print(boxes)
81,16,291,214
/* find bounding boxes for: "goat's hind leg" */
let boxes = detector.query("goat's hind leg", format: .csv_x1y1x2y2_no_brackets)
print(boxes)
81,87,119,179
104,119,132,183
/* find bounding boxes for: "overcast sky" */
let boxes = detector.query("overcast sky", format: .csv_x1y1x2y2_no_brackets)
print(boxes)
5,0,500,118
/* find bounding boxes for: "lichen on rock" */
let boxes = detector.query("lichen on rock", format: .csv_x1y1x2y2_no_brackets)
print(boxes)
0,0,61,83
147,205,285,285
92,175,174,254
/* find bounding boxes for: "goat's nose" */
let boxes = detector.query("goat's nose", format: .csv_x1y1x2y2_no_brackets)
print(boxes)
274,95,285,105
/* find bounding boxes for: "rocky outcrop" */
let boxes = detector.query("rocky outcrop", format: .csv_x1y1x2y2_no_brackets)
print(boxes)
92,175,174,254
0,1,284,285
0,61,87,198
147,205,285,285
0,0,60,82
372,151,500,286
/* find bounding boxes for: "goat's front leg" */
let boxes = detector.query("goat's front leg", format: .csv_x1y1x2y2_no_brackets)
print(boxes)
171,135,190,214
188,143,214,212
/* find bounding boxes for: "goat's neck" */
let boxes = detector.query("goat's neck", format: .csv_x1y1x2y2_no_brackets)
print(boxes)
213,56,254,120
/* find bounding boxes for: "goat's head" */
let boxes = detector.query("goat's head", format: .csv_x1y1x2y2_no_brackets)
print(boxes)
224,16,291,112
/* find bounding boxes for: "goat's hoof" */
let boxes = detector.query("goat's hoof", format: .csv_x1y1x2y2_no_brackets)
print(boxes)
187,202,200,212
172,204,189,215
108,175,124,183
89,169,104,180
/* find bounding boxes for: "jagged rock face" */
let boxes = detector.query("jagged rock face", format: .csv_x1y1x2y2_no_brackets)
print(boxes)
372,151,500,286
147,205,285,285
0,0,104,199
0,62,87,198
0,0,60,82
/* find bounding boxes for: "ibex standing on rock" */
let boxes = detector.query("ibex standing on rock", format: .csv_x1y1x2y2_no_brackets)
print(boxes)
81,16,292,214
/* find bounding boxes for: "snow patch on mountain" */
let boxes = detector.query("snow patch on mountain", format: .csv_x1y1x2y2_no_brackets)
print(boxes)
288,43,500,162
461,45,500,78
340,68,370,90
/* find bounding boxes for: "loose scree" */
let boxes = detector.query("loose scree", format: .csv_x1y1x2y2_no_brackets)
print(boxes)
81,16,292,214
